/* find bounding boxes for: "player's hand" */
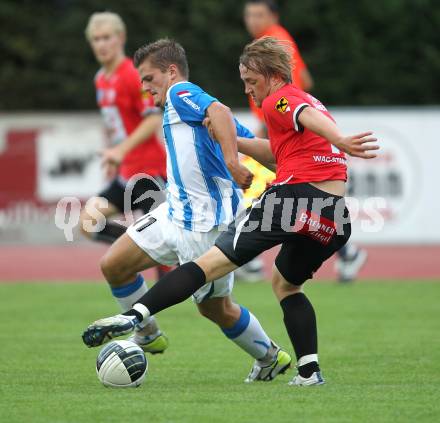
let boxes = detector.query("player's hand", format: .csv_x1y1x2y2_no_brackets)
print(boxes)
101,146,124,167
101,146,125,179
334,131,379,159
228,162,254,189
202,117,216,140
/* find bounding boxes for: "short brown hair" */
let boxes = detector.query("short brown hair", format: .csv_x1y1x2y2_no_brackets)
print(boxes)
239,37,292,83
133,38,189,79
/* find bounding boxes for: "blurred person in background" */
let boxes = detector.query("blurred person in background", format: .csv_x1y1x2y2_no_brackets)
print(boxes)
80,12,169,354
241,0,367,283
244,0,313,138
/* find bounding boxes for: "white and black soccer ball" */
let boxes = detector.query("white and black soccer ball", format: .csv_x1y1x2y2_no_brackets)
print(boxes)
96,340,148,388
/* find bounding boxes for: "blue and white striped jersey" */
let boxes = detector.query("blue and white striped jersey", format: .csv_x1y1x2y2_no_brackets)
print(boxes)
163,81,253,232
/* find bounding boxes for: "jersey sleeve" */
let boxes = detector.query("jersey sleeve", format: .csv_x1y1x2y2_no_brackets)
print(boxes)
169,84,218,126
264,94,310,133
234,118,255,138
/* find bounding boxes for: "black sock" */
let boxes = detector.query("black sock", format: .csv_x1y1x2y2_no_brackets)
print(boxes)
127,262,206,316
280,293,320,377
93,222,126,244
297,361,320,378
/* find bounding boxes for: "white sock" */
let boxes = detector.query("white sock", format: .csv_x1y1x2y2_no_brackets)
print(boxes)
221,306,273,361
110,274,159,335
298,354,319,367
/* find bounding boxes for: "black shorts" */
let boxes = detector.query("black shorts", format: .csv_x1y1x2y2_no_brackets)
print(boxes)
215,183,351,285
98,175,166,215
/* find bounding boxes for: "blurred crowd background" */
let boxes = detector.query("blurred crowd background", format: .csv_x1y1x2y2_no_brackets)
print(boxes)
1,0,439,110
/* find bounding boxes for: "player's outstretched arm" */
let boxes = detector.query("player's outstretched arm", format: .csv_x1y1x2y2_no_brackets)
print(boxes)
298,107,379,159
237,137,276,172
206,102,253,189
203,117,275,172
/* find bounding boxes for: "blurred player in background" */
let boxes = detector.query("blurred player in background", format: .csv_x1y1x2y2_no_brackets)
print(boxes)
242,0,367,283
244,0,313,138
82,37,379,386
83,38,292,382
80,12,169,353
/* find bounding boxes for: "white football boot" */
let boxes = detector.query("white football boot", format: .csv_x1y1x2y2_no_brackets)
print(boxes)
288,371,325,386
244,342,292,382
336,247,368,282
82,314,139,347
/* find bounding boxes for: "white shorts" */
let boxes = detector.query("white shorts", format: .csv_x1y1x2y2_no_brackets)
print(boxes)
126,202,233,304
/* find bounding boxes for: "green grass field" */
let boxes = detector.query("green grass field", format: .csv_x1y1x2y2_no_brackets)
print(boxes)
1,280,439,423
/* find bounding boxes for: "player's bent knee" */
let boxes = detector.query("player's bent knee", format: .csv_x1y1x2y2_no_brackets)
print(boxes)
271,265,302,300
100,252,130,286
272,281,303,300
99,253,115,282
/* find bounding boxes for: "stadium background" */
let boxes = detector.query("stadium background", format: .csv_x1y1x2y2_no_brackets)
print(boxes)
1,0,439,279
0,1,439,422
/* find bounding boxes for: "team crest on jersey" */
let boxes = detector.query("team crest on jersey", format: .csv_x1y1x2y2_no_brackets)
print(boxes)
275,97,289,113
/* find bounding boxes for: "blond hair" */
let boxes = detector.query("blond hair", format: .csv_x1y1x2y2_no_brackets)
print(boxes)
239,36,292,83
85,12,126,40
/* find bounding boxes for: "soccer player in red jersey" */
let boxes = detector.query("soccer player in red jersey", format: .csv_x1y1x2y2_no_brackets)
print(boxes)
83,37,378,385
81,12,169,354
81,12,167,243
244,0,368,282
236,0,314,282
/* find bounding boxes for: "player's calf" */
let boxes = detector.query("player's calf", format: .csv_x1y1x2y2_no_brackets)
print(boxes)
196,296,240,328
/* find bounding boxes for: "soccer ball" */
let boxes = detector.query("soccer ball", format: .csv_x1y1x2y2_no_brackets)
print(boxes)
96,340,148,388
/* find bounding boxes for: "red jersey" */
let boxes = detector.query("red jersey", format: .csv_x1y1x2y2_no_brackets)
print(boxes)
95,57,166,180
262,84,347,185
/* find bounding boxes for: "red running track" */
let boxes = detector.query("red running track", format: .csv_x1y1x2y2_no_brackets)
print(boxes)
0,244,439,282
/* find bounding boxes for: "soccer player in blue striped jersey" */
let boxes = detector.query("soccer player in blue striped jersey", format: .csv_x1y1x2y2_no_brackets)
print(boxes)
85,39,291,382
162,84,247,231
